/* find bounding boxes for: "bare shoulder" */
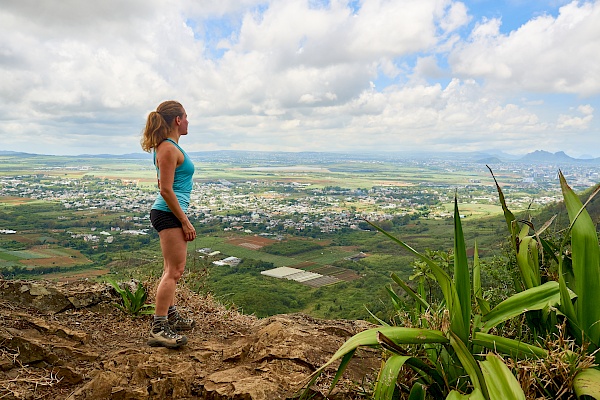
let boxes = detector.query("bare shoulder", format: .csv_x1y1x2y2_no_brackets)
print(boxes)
156,141,182,165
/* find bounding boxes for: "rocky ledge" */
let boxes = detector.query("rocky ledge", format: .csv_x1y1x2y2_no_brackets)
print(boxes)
0,279,379,399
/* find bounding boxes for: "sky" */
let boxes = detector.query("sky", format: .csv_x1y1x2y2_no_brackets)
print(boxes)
1,0,599,157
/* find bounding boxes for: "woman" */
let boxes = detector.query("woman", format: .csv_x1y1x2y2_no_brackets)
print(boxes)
141,100,196,348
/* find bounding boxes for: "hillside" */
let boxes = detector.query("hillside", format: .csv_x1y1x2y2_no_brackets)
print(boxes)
0,279,378,399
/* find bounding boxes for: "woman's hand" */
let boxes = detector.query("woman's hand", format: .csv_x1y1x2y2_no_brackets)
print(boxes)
182,219,196,242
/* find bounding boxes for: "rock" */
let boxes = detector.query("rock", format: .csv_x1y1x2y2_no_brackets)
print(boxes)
54,365,84,384
13,312,89,344
66,371,129,399
0,359,14,372
0,279,380,399
0,280,114,314
0,280,72,313
0,330,59,365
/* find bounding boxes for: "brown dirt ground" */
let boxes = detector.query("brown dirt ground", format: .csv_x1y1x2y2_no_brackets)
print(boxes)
289,261,318,270
21,257,90,268
0,279,378,399
0,280,259,399
53,269,111,283
226,236,276,248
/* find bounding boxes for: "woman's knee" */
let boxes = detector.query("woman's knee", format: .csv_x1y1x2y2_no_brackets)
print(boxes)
165,265,185,281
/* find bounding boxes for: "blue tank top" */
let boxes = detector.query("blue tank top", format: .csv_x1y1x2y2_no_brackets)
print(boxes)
151,139,195,213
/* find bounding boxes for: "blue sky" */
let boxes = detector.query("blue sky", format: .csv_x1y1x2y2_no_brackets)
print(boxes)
0,0,598,157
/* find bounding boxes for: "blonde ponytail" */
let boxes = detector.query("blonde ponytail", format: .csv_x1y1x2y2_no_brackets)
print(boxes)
140,101,184,152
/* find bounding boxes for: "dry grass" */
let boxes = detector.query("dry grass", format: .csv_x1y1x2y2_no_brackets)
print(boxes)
507,323,597,400
143,275,258,337
0,346,63,399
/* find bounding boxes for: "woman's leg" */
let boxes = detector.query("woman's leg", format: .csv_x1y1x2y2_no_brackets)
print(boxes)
155,227,187,316
147,227,188,348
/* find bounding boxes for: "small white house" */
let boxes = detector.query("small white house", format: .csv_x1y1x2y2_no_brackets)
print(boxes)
212,256,242,267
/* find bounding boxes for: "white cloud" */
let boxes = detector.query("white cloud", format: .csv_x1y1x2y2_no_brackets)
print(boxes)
450,1,600,96
439,1,470,32
557,104,594,129
0,0,598,156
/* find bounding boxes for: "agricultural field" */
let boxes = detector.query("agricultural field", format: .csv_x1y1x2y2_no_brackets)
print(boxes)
1,151,598,319
193,234,359,269
0,235,92,270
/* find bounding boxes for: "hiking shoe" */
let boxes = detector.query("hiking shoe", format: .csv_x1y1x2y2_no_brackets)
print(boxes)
147,323,188,348
169,313,196,331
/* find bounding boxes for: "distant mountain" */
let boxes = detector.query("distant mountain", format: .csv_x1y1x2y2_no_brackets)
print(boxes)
476,156,503,164
520,150,573,162
479,149,521,161
0,150,38,157
1,148,598,165
520,150,600,164
76,153,152,159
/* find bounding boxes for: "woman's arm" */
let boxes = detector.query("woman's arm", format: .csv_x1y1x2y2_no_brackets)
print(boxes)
156,143,196,241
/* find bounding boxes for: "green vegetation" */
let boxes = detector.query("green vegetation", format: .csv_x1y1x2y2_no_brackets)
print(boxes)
262,240,323,256
1,154,597,323
107,278,155,316
305,171,600,399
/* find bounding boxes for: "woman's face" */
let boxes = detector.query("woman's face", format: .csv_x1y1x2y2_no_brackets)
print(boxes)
177,110,189,135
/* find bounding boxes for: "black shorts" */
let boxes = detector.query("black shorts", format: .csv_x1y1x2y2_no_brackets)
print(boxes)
150,209,182,232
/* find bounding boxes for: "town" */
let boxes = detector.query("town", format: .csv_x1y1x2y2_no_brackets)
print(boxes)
1,153,600,320
1,156,597,240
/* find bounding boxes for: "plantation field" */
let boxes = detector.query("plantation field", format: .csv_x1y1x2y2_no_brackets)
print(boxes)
193,234,357,268
222,164,499,189
193,236,296,266
308,265,361,281
42,267,111,282
0,197,40,206
0,245,91,269
0,156,501,189
439,202,505,218
287,246,359,264
226,235,276,249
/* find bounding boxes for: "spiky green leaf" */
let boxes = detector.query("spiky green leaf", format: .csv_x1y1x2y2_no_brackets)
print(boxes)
473,332,547,359
391,273,430,311
573,368,600,399
516,236,540,289
449,332,489,399
480,281,565,331
487,166,516,237
365,220,454,309
365,220,467,344
560,171,600,349
328,349,355,393
446,389,485,400
373,355,412,400
479,353,525,400
408,382,426,400
309,326,449,381
473,242,490,316
453,196,471,345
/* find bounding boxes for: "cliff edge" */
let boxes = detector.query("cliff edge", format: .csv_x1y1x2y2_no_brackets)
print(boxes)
0,279,378,399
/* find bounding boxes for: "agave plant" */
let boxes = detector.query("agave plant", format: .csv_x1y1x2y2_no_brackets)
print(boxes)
303,172,600,399
490,169,600,353
107,278,155,316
